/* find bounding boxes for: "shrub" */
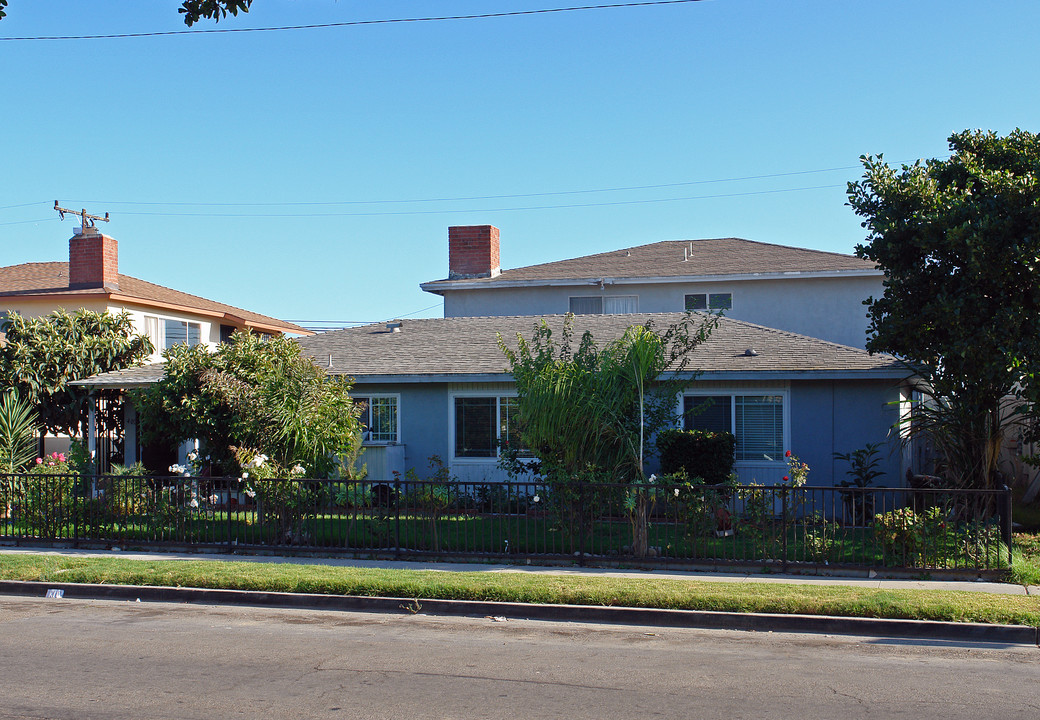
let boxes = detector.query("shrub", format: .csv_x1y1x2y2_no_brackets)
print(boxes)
100,462,150,516
872,506,948,565
21,452,76,536
657,429,735,485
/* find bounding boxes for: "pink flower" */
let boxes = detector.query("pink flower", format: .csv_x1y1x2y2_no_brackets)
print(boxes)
35,458,43,464
57,453,66,462
785,450,792,458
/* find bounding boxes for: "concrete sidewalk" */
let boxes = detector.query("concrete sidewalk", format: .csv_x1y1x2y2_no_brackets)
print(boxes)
2,545,1035,596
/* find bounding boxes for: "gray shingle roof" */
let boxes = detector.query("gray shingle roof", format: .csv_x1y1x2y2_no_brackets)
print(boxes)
75,313,903,388
297,313,903,380
422,238,879,291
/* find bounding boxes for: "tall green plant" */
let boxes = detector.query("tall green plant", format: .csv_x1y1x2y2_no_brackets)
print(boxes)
0,391,39,474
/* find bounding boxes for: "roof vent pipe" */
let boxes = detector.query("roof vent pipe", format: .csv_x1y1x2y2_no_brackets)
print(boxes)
386,321,402,333
744,348,758,357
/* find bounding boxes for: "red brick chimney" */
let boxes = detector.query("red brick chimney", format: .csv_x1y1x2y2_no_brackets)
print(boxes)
448,225,500,280
69,227,119,291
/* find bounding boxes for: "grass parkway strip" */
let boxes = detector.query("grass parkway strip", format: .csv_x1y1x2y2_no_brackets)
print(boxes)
0,552,1038,627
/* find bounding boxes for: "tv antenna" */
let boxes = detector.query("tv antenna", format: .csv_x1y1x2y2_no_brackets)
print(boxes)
54,201,110,235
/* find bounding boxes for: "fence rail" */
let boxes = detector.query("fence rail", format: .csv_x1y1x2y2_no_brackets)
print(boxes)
0,474,1014,575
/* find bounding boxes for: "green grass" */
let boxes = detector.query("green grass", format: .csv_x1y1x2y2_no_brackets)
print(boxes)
0,552,1038,627
1010,533,1040,585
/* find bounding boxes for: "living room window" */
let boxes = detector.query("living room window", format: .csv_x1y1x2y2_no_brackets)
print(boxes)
684,293,732,311
453,395,531,459
683,393,784,462
355,395,399,443
569,295,638,314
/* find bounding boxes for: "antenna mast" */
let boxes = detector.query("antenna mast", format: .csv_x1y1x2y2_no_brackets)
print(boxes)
54,201,110,234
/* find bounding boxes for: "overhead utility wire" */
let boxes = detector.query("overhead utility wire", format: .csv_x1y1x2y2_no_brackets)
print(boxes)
0,1,705,41
105,184,846,218
76,165,864,208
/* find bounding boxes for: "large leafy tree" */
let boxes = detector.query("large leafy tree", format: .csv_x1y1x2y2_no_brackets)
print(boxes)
0,309,153,442
847,128,1040,489
0,1,252,26
134,332,362,477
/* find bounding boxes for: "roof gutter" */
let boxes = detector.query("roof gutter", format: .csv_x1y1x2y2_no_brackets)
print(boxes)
420,268,883,295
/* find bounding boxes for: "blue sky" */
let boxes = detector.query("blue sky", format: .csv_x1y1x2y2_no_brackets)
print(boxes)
2,1,1037,329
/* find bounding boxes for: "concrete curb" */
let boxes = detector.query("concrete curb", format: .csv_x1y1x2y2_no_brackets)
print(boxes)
1,579,1037,646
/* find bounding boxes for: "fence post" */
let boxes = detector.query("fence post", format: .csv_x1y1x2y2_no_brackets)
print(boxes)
394,477,402,560
227,477,234,553
1002,485,1014,568
780,486,789,572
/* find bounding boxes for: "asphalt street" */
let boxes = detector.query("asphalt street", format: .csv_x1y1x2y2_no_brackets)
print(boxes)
0,596,1037,720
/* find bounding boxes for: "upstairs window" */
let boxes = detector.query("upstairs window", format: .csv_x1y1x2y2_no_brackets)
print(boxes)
144,316,202,350
685,293,732,311
569,295,638,314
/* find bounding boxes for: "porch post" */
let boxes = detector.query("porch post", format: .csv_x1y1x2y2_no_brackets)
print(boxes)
124,398,138,465
87,393,97,467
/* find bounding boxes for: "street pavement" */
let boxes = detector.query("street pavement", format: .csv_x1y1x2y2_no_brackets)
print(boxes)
0,596,1037,720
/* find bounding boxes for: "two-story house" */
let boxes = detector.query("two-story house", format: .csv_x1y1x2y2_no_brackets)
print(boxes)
420,225,883,348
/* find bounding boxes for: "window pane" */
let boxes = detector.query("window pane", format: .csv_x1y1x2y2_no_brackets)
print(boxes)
708,293,732,310
683,395,732,433
569,297,603,315
144,316,160,350
684,294,707,311
164,320,187,347
500,397,533,457
603,295,637,314
355,397,371,439
735,395,783,461
187,323,201,346
455,397,496,457
369,397,398,442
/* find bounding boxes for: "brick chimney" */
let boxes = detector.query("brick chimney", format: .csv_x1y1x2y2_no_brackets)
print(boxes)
69,227,119,290
448,225,500,280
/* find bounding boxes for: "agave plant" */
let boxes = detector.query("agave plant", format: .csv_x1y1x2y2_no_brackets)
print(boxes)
0,390,39,474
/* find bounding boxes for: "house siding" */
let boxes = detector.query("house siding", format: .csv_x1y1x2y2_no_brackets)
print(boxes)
441,274,882,348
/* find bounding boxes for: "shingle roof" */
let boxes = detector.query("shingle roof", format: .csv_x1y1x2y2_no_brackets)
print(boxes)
422,238,878,291
0,262,307,335
70,363,167,388
296,313,903,380
74,312,904,388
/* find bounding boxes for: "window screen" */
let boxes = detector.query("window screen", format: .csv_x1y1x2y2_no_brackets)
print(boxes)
684,294,707,311
455,397,497,457
569,297,603,315
683,395,732,433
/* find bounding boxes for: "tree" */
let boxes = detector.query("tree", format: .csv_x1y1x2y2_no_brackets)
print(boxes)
135,331,362,477
499,313,718,556
0,1,252,26
847,128,1040,490
0,309,153,445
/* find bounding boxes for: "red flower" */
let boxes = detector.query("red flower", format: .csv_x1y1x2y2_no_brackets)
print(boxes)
783,476,789,482
785,450,792,458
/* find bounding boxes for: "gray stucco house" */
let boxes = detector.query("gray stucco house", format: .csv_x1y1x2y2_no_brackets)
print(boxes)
294,313,907,488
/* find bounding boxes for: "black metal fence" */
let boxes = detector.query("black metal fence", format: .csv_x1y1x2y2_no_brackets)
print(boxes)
0,473,1014,575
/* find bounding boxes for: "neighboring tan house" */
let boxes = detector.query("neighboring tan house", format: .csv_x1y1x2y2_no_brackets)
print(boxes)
2,225,309,468
420,226,883,348
0,225,308,357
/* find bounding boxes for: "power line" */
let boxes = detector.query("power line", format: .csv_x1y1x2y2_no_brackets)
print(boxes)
0,217,57,226
90,184,847,218
74,165,864,208
0,1,706,42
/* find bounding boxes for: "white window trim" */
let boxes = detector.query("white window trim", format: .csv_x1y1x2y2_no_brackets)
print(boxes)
355,393,401,446
449,391,522,463
679,387,789,466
